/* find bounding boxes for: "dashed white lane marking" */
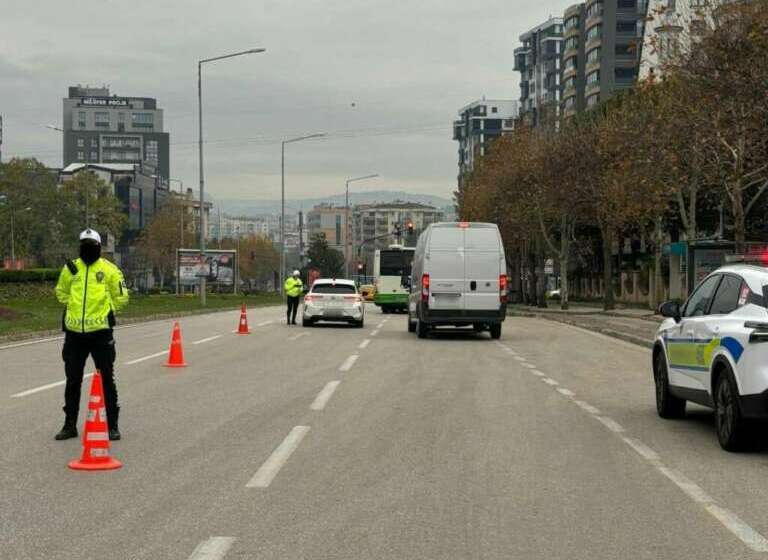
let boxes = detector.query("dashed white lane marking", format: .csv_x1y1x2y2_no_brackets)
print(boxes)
288,332,310,342
339,354,359,372
706,505,768,552
595,416,625,433
358,339,371,349
531,369,546,377
573,400,601,415
523,363,537,369
0,334,65,351
256,321,272,327
310,380,341,411
542,378,559,386
513,356,526,362
192,335,222,345
657,466,712,504
246,426,311,488
556,387,575,397
370,330,380,337
10,373,94,398
187,536,237,559
622,437,660,462
124,350,169,365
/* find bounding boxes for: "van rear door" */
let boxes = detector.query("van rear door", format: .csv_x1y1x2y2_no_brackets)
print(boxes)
427,226,465,311
463,226,502,312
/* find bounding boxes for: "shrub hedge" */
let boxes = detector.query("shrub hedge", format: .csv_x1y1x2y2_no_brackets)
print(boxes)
0,269,60,283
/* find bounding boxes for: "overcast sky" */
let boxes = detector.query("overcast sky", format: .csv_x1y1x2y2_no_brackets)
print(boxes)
1,0,570,201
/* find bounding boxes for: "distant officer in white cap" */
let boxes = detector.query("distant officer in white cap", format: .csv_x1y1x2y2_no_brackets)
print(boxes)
53,228,129,441
283,269,303,325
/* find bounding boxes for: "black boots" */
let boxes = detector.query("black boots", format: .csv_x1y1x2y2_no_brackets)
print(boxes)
108,407,121,441
54,419,78,440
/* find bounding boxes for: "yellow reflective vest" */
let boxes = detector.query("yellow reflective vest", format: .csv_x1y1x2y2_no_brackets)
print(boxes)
284,277,303,297
55,258,129,333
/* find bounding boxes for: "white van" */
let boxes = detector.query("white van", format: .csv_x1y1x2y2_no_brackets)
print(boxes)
407,222,507,339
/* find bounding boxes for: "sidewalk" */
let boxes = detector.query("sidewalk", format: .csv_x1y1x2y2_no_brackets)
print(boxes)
507,303,661,348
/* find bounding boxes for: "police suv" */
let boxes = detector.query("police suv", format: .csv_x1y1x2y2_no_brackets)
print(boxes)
654,262,768,451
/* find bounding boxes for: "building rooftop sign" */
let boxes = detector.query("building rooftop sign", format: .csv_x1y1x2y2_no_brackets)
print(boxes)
80,97,130,107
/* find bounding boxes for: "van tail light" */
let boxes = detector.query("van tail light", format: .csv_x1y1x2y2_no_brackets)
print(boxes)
421,274,430,302
499,274,508,304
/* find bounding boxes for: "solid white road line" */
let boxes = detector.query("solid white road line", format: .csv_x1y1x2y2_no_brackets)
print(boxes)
574,400,601,415
10,373,94,398
246,426,311,488
339,354,359,372
358,339,371,349
514,356,526,362
531,369,546,377
556,387,575,397
595,415,625,433
288,332,310,342
124,350,168,365
192,335,222,345
256,321,272,327
524,363,537,369
310,380,341,411
187,537,237,560
542,378,559,386
0,334,65,351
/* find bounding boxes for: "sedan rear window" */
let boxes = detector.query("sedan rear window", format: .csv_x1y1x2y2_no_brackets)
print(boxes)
312,284,356,294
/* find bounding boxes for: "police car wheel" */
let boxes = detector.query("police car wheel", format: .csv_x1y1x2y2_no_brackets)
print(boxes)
715,370,749,452
654,351,686,419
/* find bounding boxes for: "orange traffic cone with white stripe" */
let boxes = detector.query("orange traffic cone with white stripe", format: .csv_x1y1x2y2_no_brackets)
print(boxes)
68,371,122,471
236,303,250,335
164,321,187,367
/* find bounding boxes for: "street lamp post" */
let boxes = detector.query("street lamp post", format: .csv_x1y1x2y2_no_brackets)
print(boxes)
280,133,325,294
198,48,265,305
345,174,378,277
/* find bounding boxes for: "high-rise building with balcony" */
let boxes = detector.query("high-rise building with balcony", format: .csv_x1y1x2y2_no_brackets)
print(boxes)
453,99,518,184
514,17,564,128
562,4,587,118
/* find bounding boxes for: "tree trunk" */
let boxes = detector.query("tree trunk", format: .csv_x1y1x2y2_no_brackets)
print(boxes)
536,236,547,308
732,191,746,253
652,218,663,311
602,228,615,311
158,270,165,290
560,216,571,311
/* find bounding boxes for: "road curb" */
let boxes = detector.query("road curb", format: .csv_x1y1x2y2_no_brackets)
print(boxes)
507,310,654,349
0,303,283,345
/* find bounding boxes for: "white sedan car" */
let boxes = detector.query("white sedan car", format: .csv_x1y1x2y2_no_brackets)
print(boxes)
302,279,365,328
654,263,768,451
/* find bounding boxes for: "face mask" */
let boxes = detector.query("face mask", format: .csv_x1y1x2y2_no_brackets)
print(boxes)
79,243,101,265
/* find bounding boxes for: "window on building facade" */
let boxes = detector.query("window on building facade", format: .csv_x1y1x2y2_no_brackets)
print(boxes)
77,151,84,161
90,138,98,148
563,76,576,90
77,138,84,147
131,112,154,128
615,67,636,80
491,107,497,113
617,0,636,8
587,47,601,63
565,36,578,50
616,21,637,34
587,70,600,85
78,111,86,128
564,96,576,110
587,24,602,41
587,2,603,18
95,112,110,127
615,43,634,56
586,94,600,107
145,140,159,164
90,151,98,161
565,15,579,29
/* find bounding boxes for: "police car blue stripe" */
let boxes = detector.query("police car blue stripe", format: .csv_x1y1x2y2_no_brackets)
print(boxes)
720,336,745,363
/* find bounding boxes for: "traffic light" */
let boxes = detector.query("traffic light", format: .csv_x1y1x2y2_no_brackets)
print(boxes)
407,221,414,235
357,262,364,272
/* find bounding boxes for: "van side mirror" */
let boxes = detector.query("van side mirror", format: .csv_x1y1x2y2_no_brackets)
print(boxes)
659,301,681,323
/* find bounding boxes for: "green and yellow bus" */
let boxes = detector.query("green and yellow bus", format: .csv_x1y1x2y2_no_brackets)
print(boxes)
373,245,415,313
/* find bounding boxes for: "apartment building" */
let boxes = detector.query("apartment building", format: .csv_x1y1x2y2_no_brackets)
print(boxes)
514,17,564,127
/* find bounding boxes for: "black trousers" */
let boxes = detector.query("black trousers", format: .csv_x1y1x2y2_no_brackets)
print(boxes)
62,329,119,425
286,296,300,324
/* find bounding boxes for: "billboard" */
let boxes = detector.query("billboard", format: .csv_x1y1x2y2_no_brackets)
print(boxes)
177,249,237,287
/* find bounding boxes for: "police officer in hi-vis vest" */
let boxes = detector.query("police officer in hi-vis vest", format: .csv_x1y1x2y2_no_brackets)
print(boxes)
54,229,129,441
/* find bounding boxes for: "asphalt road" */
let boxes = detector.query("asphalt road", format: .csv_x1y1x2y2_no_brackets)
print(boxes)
4,304,768,559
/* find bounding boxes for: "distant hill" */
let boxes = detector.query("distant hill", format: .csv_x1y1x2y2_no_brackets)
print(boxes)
215,190,453,216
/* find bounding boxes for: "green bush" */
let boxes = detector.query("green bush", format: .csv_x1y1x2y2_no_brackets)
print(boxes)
0,268,60,283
